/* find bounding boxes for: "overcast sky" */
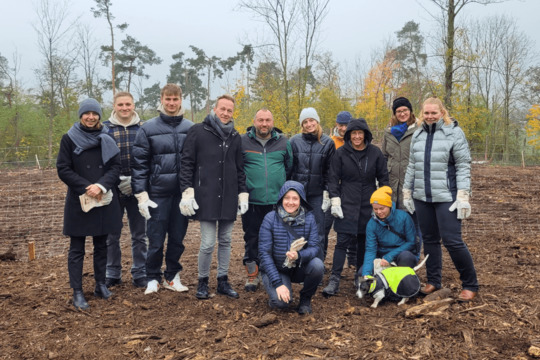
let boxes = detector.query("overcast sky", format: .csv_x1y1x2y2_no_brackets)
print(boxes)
2,0,539,103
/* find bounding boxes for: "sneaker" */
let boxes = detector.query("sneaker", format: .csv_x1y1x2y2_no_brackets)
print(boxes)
162,272,188,292
132,277,148,288
244,261,260,292
105,277,122,288
144,280,160,295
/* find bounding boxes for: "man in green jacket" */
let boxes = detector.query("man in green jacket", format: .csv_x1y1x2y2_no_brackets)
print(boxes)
241,108,293,291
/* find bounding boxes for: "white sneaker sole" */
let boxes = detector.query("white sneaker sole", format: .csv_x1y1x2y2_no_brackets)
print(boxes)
162,282,188,292
144,282,160,295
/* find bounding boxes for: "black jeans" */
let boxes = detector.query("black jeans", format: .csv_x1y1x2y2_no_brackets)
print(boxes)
414,200,478,292
330,232,366,277
241,204,274,265
68,235,108,289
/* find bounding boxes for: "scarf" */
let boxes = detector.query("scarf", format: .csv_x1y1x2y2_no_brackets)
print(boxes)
277,204,306,226
67,122,120,164
207,111,234,140
390,122,408,141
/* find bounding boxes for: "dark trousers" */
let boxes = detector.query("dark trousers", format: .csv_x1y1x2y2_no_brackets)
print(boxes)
330,232,366,277
145,195,188,282
414,200,478,292
241,204,274,265
261,257,324,309
358,250,418,277
68,234,108,289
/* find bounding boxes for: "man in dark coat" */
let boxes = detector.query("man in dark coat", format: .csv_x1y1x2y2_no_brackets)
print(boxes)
179,94,248,300
322,118,389,297
131,84,194,295
57,98,122,310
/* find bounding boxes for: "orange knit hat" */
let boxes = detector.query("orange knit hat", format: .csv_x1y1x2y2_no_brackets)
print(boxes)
370,186,392,208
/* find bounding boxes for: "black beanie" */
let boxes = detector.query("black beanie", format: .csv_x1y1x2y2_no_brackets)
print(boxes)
392,97,412,115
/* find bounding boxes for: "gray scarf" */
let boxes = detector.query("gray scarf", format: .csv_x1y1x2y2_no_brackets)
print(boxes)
67,122,120,164
207,111,234,140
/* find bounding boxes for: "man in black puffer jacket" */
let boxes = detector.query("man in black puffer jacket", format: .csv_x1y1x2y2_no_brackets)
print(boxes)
131,84,194,295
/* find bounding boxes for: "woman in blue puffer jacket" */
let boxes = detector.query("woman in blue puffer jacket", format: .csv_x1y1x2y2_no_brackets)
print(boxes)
259,180,324,315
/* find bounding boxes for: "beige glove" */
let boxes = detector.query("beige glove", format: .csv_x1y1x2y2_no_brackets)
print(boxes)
283,237,307,268
449,190,471,219
402,188,415,214
237,192,249,215
179,187,199,216
330,197,344,219
79,190,113,213
321,190,330,211
135,191,158,220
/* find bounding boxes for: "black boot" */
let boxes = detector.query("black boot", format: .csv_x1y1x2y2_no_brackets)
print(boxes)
94,282,113,299
217,275,239,299
73,289,89,310
195,277,210,300
297,295,312,315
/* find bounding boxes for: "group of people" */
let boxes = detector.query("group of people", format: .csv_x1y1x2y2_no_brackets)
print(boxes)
57,83,478,314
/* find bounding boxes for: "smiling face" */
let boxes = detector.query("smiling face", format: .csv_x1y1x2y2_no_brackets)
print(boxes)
423,103,443,125
336,123,348,137
302,118,318,134
395,106,410,124
282,190,301,214
350,129,365,150
214,98,235,124
80,111,100,129
254,109,274,139
114,95,135,123
372,203,391,220
161,93,182,116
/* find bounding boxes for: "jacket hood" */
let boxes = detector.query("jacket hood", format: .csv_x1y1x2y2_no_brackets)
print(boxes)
344,118,372,144
277,180,312,211
108,110,141,127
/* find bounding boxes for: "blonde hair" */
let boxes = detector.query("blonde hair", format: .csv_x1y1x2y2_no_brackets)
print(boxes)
419,97,452,125
113,91,134,104
301,121,323,143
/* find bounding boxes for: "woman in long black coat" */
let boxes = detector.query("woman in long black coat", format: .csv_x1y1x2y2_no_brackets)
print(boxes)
322,118,389,297
57,98,122,310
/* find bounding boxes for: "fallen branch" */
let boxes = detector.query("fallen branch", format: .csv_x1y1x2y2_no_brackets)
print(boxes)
457,303,488,314
405,298,454,318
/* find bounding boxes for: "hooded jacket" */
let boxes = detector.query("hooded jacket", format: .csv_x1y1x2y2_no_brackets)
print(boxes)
362,202,417,276
403,119,471,203
179,113,246,221
328,119,389,234
258,180,319,289
289,132,335,197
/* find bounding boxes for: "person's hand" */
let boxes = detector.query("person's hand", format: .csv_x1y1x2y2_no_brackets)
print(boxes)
402,188,415,214
276,285,290,303
380,259,390,267
449,190,471,219
135,191,158,220
321,190,330,211
286,251,298,262
118,175,132,196
179,187,199,216
330,197,344,219
237,192,249,215
85,184,103,200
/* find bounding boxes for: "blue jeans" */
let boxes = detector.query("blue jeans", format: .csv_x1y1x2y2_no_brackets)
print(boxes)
414,200,478,292
198,220,234,278
106,195,147,280
261,257,324,309
307,194,325,260
145,195,188,282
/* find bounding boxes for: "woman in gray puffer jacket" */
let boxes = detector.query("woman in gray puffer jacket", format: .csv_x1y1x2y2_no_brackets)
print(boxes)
403,97,478,302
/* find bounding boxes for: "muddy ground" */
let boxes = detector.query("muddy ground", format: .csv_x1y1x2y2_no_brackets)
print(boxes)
1,165,539,359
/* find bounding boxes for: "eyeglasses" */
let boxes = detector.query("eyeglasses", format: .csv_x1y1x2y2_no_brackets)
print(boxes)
396,109,410,115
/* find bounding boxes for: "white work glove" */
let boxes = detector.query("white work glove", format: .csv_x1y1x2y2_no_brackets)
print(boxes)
237,192,249,215
330,197,344,219
321,190,330,212
179,187,199,216
449,189,471,220
135,191,158,220
402,188,415,214
118,175,132,196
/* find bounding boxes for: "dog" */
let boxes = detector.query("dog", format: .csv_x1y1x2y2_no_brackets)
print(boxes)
356,255,429,309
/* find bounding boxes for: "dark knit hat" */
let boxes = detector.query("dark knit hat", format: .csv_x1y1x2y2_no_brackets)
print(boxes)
336,111,352,124
392,97,412,115
78,98,102,120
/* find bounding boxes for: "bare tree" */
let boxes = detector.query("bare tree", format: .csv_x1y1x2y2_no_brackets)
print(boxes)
77,24,102,99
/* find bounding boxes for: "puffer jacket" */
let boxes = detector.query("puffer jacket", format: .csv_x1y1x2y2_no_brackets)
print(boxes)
362,203,417,276
381,122,419,210
328,119,389,234
241,126,292,205
404,119,470,203
258,180,319,289
131,112,194,197
289,132,335,196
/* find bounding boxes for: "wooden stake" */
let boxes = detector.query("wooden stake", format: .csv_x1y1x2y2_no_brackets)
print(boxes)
35,154,41,170
28,242,35,261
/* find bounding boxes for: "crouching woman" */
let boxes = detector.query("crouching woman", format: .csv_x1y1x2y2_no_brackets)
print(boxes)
258,180,324,315
57,98,122,310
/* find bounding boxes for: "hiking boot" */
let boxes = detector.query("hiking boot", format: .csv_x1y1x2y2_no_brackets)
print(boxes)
245,261,260,292
297,296,312,315
105,277,122,288
162,272,188,292
144,280,159,295
322,274,341,297
132,277,148,288
94,282,113,299
73,289,89,310
217,275,239,299
195,277,210,300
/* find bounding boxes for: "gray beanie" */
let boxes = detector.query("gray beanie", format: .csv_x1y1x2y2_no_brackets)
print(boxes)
299,107,320,125
78,98,102,120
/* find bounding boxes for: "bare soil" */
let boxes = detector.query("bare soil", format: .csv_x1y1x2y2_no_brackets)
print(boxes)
1,165,540,359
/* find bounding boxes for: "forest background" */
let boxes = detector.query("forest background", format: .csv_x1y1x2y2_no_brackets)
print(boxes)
1,0,540,167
